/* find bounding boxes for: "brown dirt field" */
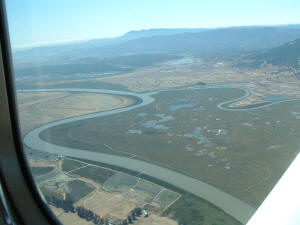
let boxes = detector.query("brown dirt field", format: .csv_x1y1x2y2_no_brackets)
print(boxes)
17,92,134,134
96,59,243,92
28,157,56,167
58,213,94,225
74,188,178,224
49,205,63,216
97,59,300,102
49,206,93,225
76,190,136,220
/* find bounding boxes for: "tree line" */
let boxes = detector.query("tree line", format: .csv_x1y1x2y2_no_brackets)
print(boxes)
46,196,145,225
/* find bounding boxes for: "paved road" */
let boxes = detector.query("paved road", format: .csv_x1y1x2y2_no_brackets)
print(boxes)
22,87,256,224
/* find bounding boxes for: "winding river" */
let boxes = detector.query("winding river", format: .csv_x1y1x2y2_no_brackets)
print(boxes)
21,85,295,224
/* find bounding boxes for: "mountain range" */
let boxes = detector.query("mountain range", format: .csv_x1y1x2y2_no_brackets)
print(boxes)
13,25,300,78
239,38,300,69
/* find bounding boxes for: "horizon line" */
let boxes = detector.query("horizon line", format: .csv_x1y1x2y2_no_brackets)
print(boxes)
12,23,300,51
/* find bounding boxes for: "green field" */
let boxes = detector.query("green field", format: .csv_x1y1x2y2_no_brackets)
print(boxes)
40,87,300,208
40,179,95,204
133,179,162,198
152,189,180,209
164,193,241,225
103,173,138,192
66,180,95,203
70,165,115,184
62,158,87,172
30,166,55,177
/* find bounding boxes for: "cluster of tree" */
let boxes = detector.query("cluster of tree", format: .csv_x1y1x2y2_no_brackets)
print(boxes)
46,196,108,224
132,207,143,217
76,206,108,224
119,207,144,225
46,196,147,225
45,196,75,213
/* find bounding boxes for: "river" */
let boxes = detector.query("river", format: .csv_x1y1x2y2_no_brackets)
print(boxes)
21,86,270,224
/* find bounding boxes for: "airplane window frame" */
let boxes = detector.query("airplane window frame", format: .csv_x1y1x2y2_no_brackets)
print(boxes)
0,1,62,224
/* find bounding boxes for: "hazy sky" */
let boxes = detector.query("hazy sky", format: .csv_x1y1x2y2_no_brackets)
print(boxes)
5,0,300,49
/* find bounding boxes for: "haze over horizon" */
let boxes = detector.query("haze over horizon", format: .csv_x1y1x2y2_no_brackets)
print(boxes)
5,0,300,49
8,24,300,50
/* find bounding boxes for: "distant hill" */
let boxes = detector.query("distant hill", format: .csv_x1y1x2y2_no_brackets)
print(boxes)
12,28,208,65
13,25,300,79
238,38,300,69
121,28,208,40
90,27,300,57
14,26,300,64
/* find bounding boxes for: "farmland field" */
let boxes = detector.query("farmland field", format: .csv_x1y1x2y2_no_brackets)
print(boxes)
17,91,135,134
30,166,55,177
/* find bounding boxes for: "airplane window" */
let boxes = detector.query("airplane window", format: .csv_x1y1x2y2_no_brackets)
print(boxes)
4,0,300,224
